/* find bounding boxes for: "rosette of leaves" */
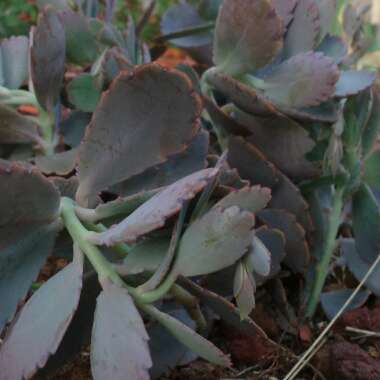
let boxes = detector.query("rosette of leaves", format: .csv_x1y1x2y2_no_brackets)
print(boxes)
200,0,376,123
0,57,283,379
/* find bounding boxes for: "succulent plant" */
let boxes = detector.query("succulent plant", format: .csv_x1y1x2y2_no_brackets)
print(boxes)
0,1,379,379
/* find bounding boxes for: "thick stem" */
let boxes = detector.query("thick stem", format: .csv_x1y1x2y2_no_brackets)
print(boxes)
305,187,344,318
38,106,56,155
60,197,125,285
170,284,207,330
61,197,177,303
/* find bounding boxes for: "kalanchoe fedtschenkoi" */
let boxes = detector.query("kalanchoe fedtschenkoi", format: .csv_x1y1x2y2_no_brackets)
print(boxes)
0,1,380,378
0,42,276,379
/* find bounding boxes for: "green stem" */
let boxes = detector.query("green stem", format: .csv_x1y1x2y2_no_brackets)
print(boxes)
305,186,345,318
83,221,131,257
75,188,159,223
170,284,207,330
136,270,178,304
60,197,125,285
38,106,55,155
61,197,177,303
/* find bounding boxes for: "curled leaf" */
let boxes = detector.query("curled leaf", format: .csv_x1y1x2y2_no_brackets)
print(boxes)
234,261,256,319
245,236,271,277
88,168,218,245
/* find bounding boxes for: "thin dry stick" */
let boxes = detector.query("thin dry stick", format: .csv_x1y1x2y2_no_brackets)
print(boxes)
284,253,380,380
346,326,380,338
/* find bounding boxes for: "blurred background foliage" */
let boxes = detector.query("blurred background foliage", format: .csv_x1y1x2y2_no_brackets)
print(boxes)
0,0,379,66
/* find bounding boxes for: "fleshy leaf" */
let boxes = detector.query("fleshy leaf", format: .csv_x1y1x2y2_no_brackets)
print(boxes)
262,52,339,108
205,70,279,116
234,261,256,319
231,108,318,180
283,0,320,58
88,168,218,245
258,209,310,273
321,288,370,320
342,238,380,297
173,206,255,277
91,284,152,380
59,11,103,65
272,0,298,27
314,0,336,41
228,137,313,232
280,101,340,123
228,137,279,188
352,185,380,264
122,238,169,275
364,149,380,190
60,111,91,148
214,185,271,214
148,305,197,379
179,277,267,336
316,35,347,64
161,2,212,48
245,236,271,277
255,226,286,279
0,248,83,380
35,149,77,176
76,64,201,205
335,70,376,98
0,104,40,144
67,73,101,112
114,129,209,197
213,0,283,76
0,160,61,332
31,7,66,112
142,304,231,367
269,173,314,233
0,36,29,89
